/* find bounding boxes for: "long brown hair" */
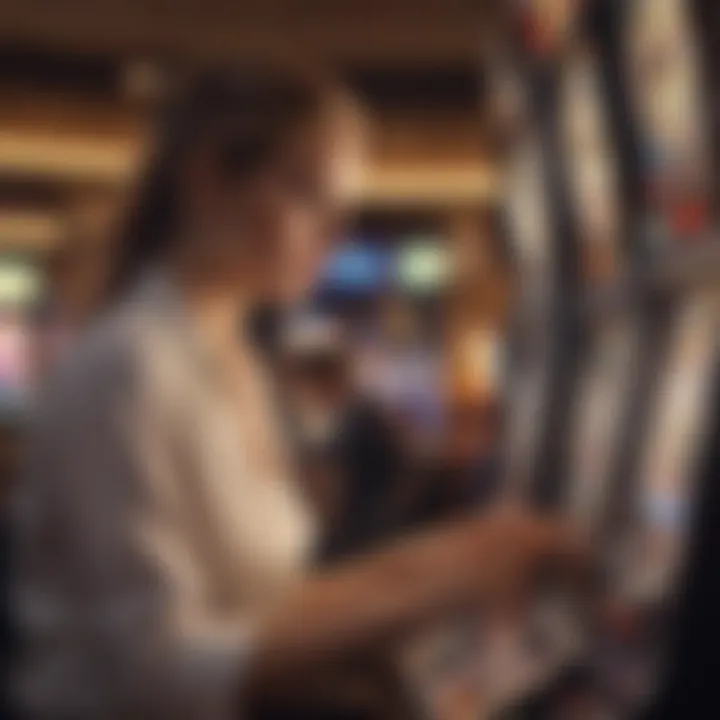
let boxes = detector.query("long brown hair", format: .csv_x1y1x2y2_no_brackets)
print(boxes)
112,66,326,296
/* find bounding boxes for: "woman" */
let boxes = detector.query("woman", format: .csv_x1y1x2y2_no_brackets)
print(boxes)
14,68,580,719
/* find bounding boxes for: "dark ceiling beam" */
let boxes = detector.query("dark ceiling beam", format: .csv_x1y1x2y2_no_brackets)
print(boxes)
0,0,497,66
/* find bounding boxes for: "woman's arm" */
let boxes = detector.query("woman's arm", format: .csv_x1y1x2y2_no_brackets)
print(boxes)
248,506,576,695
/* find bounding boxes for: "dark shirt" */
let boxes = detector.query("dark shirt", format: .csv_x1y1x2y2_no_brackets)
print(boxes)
319,401,406,562
409,454,502,528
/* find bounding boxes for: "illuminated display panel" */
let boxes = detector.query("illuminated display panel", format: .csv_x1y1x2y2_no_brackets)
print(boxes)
504,342,552,493
498,57,556,493
506,133,553,303
502,301,556,496
560,46,622,284
628,292,719,599
566,320,638,525
395,240,451,294
318,242,391,295
626,0,711,247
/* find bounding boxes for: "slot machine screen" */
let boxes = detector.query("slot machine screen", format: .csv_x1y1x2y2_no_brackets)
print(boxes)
506,133,554,304
503,317,554,494
626,0,711,246
626,292,718,599
566,320,639,526
503,132,555,491
560,46,622,284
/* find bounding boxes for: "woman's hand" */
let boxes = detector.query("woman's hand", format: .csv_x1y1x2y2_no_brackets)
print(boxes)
246,504,588,702
452,504,589,612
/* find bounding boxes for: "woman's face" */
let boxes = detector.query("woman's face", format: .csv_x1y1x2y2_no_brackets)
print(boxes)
183,103,362,303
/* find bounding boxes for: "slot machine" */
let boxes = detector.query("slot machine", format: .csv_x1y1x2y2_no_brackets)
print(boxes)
625,0,712,253
478,5,651,715
421,4,605,715
525,1,719,716
538,0,713,535
584,0,720,713
483,1,719,716
399,0,720,714
619,294,718,604
647,5,720,715
500,65,559,499
498,0,582,507
557,11,640,536
582,292,720,717
395,14,580,714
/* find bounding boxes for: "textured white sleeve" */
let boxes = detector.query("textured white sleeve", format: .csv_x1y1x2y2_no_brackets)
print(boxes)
17,343,256,720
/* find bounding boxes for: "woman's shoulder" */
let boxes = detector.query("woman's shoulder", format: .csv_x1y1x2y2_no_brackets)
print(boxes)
44,301,183,414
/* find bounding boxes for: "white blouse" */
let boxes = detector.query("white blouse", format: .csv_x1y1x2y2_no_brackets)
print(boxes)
14,273,316,719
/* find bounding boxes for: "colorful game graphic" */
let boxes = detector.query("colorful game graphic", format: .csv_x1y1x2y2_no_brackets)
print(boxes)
567,321,638,526
560,45,622,284
630,292,719,599
626,0,711,248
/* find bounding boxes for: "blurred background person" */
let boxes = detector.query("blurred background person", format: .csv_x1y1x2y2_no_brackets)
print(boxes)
406,400,504,529
281,314,408,562
357,294,446,459
12,67,577,720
